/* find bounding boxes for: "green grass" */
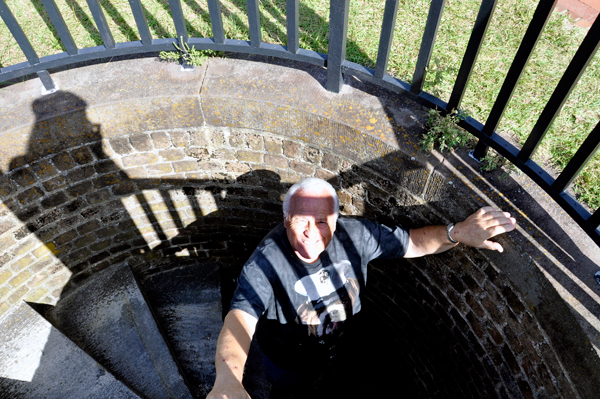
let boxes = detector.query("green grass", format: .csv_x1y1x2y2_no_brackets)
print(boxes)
1,0,599,208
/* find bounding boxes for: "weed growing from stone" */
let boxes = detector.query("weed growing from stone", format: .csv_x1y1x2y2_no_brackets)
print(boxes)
159,39,216,67
421,109,472,153
422,109,507,173
479,151,506,172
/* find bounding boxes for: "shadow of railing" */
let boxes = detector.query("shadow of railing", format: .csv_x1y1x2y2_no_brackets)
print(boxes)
1,0,598,245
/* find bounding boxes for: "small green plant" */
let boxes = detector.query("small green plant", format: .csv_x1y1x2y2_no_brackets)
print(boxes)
422,109,508,172
479,150,505,172
159,38,216,67
498,162,521,180
421,109,471,153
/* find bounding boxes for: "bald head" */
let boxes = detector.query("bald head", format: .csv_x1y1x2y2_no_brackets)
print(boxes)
283,178,339,222
282,178,339,263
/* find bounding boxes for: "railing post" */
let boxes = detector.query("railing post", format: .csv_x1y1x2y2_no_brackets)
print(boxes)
518,16,600,163
85,0,115,49
168,0,191,68
128,0,153,46
471,0,557,161
374,0,400,80
0,0,40,64
445,0,497,113
168,0,188,43
247,0,262,48
327,0,350,93
37,70,57,94
41,0,78,55
168,0,188,42
286,0,299,54
0,0,56,92
207,0,225,44
552,121,600,193
411,0,445,95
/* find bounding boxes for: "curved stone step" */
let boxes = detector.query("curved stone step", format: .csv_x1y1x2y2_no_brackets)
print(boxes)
139,262,270,399
0,301,140,399
41,262,193,399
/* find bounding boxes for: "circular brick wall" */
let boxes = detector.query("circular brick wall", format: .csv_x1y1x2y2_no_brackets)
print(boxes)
0,59,596,398
0,125,574,398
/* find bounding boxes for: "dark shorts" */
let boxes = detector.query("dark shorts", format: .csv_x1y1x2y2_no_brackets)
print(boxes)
263,355,361,399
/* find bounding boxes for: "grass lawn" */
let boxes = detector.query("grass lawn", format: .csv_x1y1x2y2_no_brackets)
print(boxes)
1,0,599,208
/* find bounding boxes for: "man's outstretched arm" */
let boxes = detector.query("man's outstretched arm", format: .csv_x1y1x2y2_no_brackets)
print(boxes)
404,207,517,258
207,309,258,399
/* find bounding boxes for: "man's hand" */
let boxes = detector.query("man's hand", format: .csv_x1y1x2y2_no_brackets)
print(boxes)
405,206,516,257
452,207,516,252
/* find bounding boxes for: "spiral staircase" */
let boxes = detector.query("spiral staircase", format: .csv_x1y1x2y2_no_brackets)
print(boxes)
0,260,270,398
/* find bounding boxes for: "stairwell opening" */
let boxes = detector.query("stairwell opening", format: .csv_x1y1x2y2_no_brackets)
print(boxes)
0,58,597,398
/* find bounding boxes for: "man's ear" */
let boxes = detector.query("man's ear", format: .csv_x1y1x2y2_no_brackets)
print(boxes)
329,214,337,233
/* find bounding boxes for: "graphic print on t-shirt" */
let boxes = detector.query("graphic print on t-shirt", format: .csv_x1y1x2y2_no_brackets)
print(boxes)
294,260,359,337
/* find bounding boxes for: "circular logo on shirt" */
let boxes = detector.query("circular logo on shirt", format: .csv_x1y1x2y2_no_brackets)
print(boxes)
319,269,330,283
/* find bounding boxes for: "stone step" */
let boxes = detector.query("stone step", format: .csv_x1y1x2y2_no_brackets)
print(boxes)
40,262,193,399
0,301,140,399
139,262,270,399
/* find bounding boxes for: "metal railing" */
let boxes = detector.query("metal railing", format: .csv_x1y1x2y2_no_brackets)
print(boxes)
1,0,599,246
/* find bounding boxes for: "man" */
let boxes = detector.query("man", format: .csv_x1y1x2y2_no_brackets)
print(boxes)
207,178,516,398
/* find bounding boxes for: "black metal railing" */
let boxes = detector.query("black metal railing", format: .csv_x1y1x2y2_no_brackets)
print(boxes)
1,0,599,246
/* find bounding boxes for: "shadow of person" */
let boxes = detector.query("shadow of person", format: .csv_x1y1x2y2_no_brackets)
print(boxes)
0,91,178,397
2,91,154,293
0,93,286,398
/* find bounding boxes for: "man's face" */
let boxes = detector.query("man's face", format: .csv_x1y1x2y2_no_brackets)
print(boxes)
284,188,337,263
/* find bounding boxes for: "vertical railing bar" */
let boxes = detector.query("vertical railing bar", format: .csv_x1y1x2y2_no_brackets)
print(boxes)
37,70,57,92
551,121,600,193
286,0,299,54
41,0,78,55
207,0,225,44
374,0,400,80
128,0,153,46
445,0,497,113
410,0,445,95
85,0,115,49
472,0,557,160
327,0,350,93
168,0,188,43
247,0,262,48
518,17,600,163
0,0,40,64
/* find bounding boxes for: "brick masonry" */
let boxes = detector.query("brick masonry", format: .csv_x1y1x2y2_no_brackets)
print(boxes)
0,123,576,398
0,57,596,398
556,0,599,28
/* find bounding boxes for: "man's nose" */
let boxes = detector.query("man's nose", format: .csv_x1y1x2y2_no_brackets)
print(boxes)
304,221,318,237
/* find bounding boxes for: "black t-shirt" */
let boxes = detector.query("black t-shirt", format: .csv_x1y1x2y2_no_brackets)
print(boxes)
229,217,410,372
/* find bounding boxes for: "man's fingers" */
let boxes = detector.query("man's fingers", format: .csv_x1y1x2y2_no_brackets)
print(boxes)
477,212,516,230
486,221,516,238
479,239,504,253
479,209,512,221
